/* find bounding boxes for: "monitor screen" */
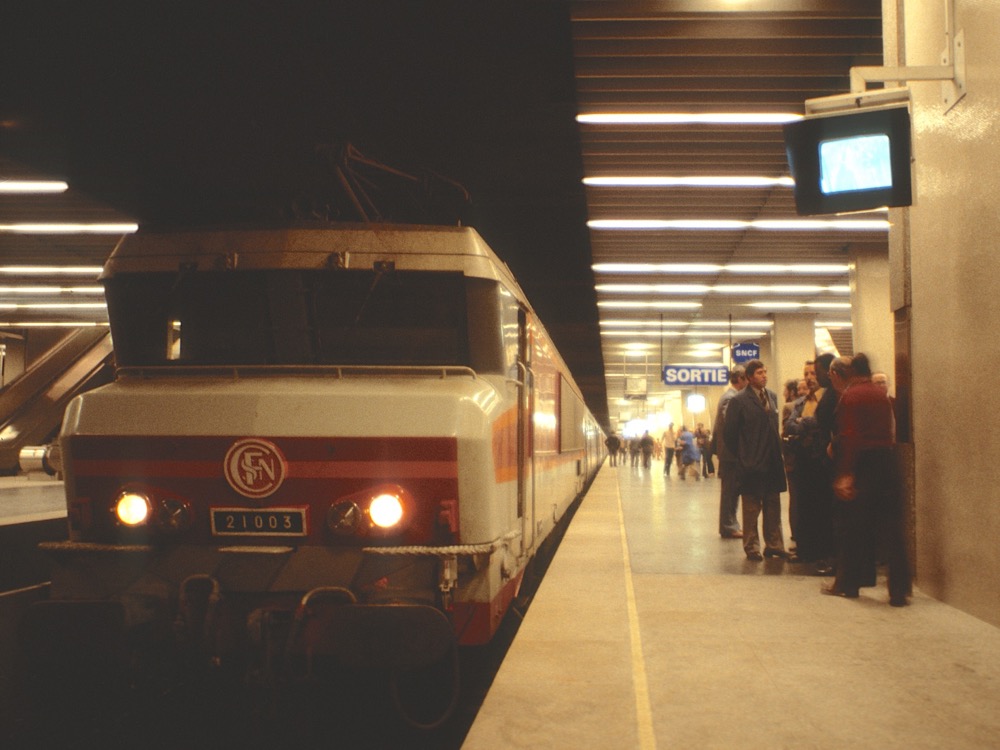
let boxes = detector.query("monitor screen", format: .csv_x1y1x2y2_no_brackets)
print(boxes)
784,105,911,215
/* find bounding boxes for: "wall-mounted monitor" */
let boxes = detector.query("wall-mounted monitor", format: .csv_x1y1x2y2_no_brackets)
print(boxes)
783,105,912,215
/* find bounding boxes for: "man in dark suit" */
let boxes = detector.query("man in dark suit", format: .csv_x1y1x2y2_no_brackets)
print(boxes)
711,365,747,539
723,359,792,562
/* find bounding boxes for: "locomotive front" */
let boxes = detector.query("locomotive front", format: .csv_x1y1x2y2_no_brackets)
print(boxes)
28,225,534,691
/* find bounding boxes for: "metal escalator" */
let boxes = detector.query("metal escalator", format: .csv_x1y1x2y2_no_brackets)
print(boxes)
0,329,115,474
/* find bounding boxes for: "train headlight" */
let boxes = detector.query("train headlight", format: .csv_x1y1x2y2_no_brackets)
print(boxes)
327,483,412,539
369,492,404,529
115,491,151,526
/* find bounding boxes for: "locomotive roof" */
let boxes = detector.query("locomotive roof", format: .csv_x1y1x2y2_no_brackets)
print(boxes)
103,223,530,306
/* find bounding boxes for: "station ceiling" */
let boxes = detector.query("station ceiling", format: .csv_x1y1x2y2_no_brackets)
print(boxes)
1,1,886,430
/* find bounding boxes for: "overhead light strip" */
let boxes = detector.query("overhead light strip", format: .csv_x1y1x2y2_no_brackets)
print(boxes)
601,330,770,338
0,286,104,295
0,223,138,234
588,219,890,231
746,301,851,309
596,284,850,294
0,303,107,310
0,266,103,275
600,319,773,328
598,301,702,310
0,321,110,327
0,180,69,193
584,176,795,188
576,113,803,125
593,262,850,275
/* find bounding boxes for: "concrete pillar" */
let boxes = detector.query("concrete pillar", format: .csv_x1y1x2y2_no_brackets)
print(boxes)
849,247,895,377
767,313,816,397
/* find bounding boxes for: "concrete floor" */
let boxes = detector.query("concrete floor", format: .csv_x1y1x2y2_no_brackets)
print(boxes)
464,463,1000,749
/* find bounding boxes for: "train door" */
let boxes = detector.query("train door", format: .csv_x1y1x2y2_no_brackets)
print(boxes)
517,308,535,556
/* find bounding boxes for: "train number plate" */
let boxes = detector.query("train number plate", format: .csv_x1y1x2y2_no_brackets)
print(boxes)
210,508,308,537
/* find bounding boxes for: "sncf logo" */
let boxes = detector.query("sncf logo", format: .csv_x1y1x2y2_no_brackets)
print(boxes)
224,438,287,499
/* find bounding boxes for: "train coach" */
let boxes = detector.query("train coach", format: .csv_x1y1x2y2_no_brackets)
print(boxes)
21,222,604,722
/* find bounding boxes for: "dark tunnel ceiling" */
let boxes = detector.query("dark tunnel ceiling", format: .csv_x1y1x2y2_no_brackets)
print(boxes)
2,1,609,424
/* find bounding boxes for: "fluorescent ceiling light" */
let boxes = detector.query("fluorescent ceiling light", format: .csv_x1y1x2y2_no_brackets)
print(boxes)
599,319,773,328
0,286,104,295
0,303,107,310
0,223,138,234
601,330,769,338
593,262,850,275
0,180,69,193
596,283,849,294
747,302,851,309
588,219,889,231
584,176,795,188
598,301,703,309
0,321,110,327
576,113,803,125
0,266,103,275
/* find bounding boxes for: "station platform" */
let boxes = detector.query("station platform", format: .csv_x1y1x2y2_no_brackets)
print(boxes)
464,464,1000,749
0,475,66,527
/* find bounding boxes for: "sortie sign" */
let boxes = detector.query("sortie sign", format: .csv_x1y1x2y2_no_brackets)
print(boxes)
661,365,730,386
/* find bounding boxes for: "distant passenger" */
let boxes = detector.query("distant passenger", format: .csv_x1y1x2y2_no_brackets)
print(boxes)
639,430,655,469
662,423,676,476
605,433,621,466
677,425,701,481
694,423,714,477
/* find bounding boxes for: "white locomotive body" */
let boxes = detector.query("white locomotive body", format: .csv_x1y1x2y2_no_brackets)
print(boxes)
34,224,603,681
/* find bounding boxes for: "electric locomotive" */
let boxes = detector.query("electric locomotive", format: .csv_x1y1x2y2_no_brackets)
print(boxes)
24,223,603,710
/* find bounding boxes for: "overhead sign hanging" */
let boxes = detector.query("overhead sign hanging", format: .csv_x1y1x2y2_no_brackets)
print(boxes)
731,342,760,363
661,364,729,386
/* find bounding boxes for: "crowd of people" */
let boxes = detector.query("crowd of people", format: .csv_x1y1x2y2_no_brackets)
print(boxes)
605,425,714,478
603,354,911,607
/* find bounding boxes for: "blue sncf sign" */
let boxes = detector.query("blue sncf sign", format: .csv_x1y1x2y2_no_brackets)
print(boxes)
731,342,760,363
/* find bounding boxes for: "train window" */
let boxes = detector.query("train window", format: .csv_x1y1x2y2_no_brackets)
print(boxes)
309,270,468,365
106,269,474,368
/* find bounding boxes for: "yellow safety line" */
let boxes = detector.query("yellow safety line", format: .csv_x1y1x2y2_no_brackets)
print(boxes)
614,477,657,750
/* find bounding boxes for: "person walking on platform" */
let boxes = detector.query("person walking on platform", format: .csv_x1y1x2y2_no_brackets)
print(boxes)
723,359,793,562
605,432,621,466
662,423,676,475
677,425,701,480
695,423,714,477
824,354,911,605
629,437,640,467
639,430,655,469
711,365,747,538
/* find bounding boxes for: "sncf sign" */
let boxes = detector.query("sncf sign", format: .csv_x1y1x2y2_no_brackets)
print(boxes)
732,342,761,363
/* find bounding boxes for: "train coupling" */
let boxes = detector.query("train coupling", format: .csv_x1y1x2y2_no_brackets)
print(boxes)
283,587,455,673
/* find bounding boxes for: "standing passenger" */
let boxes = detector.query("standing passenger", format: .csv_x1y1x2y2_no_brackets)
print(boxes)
662,423,676,476
824,354,911,605
711,365,747,539
723,359,792,562
783,360,836,573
